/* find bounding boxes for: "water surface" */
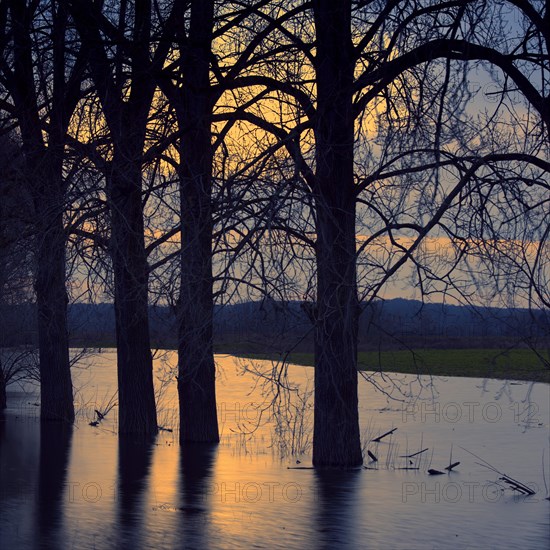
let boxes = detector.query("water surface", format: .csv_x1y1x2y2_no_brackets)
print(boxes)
1,350,548,549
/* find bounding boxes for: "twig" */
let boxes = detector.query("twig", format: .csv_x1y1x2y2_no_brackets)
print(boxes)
400,448,429,458
460,446,535,496
372,427,397,442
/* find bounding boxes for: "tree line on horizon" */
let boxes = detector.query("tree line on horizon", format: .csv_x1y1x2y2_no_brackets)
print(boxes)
0,0,548,466
2,298,548,353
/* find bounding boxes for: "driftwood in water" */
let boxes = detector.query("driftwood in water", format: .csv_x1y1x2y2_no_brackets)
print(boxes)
372,428,397,442
400,448,429,458
499,475,535,495
158,426,173,432
428,468,445,475
445,461,460,471
367,450,378,462
459,446,536,496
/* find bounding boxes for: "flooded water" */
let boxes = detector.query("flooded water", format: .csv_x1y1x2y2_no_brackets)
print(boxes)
1,350,549,549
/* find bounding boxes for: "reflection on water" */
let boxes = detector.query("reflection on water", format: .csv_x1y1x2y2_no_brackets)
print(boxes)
37,424,73,549
179,444,218,549
314,469,361,549
0,351,548,549
117,434,155,549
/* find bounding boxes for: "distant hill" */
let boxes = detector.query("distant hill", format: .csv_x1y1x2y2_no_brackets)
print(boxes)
1,298,547,353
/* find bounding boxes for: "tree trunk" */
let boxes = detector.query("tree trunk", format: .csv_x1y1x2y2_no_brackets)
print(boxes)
0,359,6,410
0,175,6,412
8,0,74,424
34,182,74,423
176,0,219,444
312,0,362,467
177,174,219,442
109,153,157,434
63,0,158,435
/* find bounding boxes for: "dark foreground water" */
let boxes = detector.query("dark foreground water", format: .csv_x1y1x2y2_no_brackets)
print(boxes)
1,350,549,549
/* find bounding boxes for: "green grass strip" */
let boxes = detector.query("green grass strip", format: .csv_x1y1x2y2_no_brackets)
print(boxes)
233,348,549,384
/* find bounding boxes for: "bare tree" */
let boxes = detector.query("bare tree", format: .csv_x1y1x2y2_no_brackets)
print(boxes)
215,0,549,466
0,1,86,422
0,134,31,409
62,0,180,433
154,0,220,442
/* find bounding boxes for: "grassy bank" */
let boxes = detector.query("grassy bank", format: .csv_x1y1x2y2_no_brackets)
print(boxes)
232,348,550,384
71,342,549,383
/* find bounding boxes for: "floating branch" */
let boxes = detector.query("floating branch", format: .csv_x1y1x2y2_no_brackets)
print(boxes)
367,450,378,462
445,461,460,471
372,428,397,442
498,475,535,495
428,469,445,475
400,448,429,458
289,466,362,471
459,446,536,496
